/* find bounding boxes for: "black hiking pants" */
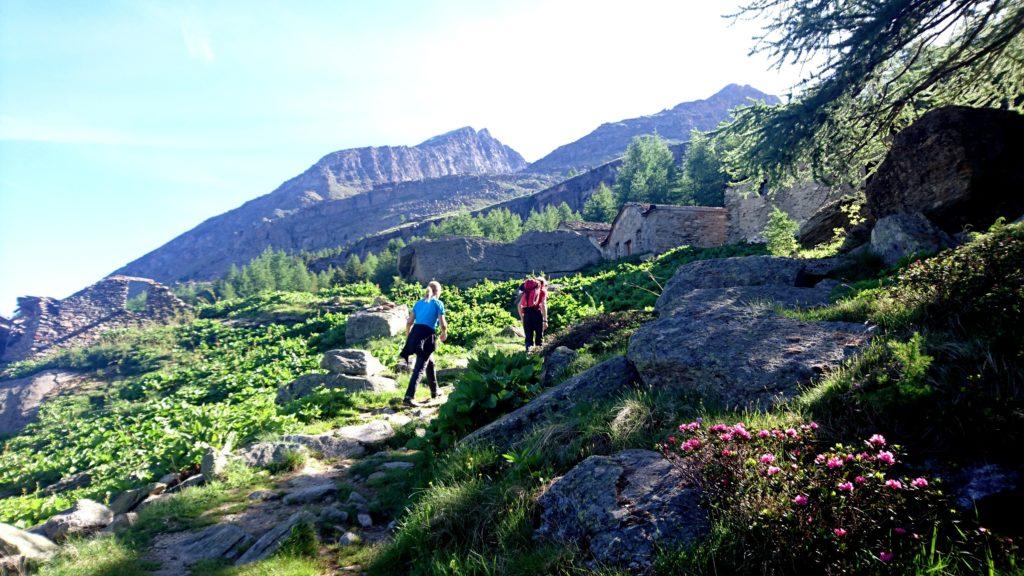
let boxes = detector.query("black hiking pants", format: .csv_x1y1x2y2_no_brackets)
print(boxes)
523,307,544,350
402,324,438,400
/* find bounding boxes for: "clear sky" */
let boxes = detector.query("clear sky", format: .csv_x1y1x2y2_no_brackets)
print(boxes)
0,0,810,315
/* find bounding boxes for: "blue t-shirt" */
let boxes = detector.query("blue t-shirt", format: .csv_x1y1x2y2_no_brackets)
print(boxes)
412,298,445,329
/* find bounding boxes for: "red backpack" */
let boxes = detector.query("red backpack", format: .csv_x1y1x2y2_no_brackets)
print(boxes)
520,279,543,308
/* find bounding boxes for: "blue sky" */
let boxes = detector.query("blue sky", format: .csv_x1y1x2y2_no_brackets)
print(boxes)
0,0,809,314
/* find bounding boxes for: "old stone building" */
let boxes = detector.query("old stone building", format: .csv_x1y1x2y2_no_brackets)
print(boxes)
600,203,727,259
1,276,190,363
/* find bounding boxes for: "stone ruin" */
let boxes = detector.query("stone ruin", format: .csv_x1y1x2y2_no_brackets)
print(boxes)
0,276,190,363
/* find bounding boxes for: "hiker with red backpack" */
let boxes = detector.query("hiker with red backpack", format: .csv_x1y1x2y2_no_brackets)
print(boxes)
517,277,548,352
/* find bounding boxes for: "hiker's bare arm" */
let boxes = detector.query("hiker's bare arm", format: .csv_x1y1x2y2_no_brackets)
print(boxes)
438,315,448,342
406,311,414,335
542,301,548,326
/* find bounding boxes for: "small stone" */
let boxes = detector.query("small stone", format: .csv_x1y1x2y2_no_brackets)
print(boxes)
283,483,338,505
338,531,361,546
149,482,168,496
157,472,180,487
357,513,373,528
380,461,414,471
247,490,279,502
109,487,149,515
346,491,368,506
319,506,349,525
170,474,206,492
108,512,138,531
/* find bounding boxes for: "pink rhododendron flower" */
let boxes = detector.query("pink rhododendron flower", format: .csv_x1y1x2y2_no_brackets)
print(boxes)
772,430,785,439
833,528,847,537
869,434,887,447
758,429,771,438
837,481,854,492
885,479,903,490
879,551,894,562
894,527,907,535
809,421,820,430
793,494,808,506
710,424,729,432
719,432,734,442
877,451,896,465
766,466,781,475
785,428,798,437
827,457,844,469
759,453,776,464
734,427,751,440
855,476,867,484
815,454,827,464
681,438,701,451
721,448,735,457
844,454,855,462
912,477,928,488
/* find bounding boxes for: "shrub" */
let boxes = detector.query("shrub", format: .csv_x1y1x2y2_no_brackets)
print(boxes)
764,207,799,256
424,351,542,448
320,281,381,298
662,420,1005,574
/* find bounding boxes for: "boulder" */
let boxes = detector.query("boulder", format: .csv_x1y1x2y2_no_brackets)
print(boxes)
345,305,409,344
107,512,138,532
798,195,862,247
865,106,1024,232
282,483,338,505
318,506,349,525
338,531,361,545
954,464,1021,510
40,499,114,542
397,231,604,287
200,448,229,481
0,522,57,563
463,356,640,448
630,288,868,410
177,523,254,566
536,449,707,571
235,511,316,566
321,349,386,376
870,212,950,266
655,255,835,311
277,373,397,404
541,346,578,385
282,420,395,460
0,370,88,436
168,474,206,493
237,441,308,469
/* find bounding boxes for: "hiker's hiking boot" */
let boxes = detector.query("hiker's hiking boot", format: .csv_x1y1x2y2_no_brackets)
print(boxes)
403,397,418,407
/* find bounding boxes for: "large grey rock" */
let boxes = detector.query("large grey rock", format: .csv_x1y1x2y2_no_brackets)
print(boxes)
109,486,151,515
630,289,868,410
283,420,395,460
536,449,707,571
726,179,851,244
0,370,88,436
40,499,114,542
321,349,386,376
463,356,640,448
237,441,308,469
541,346,578,385
0,522,57,563
954,464,1021,510
345,305,408,344
865,106,1024,233
655,255,843,312
177,523,254,565
870,212,950,266
398,231,603,287
235,511,316,566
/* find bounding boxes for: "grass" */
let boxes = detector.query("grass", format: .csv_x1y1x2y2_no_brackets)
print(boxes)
192,556,327,576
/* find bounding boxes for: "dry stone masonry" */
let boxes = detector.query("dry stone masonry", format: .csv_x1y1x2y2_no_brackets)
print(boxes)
600,203,727,258
0,276,189,363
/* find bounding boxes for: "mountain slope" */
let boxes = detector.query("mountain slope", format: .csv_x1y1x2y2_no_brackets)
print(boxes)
114,128,540,283
527,84,779,174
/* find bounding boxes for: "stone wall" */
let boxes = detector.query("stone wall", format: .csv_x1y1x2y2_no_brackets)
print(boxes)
397,231,603,286
1,276,190,363
725,180,851,243
601,204,727,259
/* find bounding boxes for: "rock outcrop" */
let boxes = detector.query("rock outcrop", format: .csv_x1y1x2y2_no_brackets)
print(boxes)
320,349,386,377
865,106,1024,232
398,231,603,286
536,449,708,571
1,276,189,363
277,348,397,403
629,256,869,409
283,420,395,460
237,441,308,469
528,84,778,174
798,195,863,247
0,523,57,564
0,370,90,435
235,511,316,565
175,524,254,566
463,356,640,448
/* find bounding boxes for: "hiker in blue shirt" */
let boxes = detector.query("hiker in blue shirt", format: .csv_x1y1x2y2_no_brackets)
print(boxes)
399,280,448,406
